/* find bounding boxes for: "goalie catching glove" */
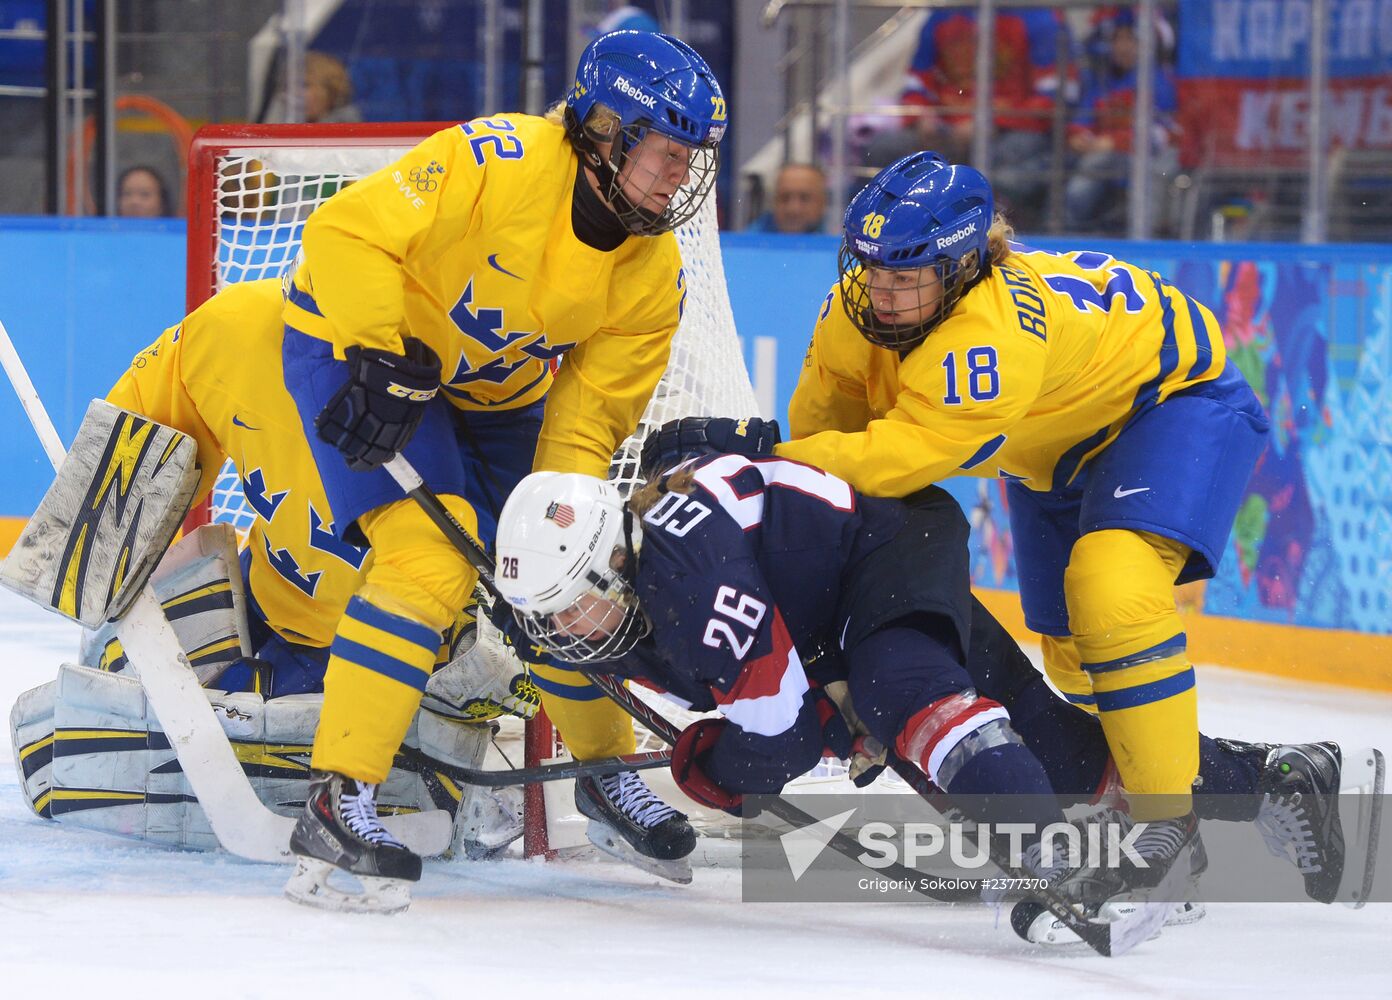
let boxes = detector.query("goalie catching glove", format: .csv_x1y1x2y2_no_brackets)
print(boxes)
640,416,781,477
422,603,540,723
315,337,441,471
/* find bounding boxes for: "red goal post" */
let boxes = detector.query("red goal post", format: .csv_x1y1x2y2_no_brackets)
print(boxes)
182,120,763,858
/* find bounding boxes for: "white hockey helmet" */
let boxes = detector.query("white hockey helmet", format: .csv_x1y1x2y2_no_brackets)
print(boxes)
494,471,649,663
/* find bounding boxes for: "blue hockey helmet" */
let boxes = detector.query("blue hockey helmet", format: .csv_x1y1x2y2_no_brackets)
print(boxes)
838,151,994,350
565,30,726,235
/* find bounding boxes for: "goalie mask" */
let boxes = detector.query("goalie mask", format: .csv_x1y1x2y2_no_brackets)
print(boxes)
564,29,725,235
494,472,649,663
838,151,993,352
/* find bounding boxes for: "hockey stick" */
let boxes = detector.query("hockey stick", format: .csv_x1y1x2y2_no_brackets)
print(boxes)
0,321,451,863
383,455,978,903
387,458,1183,950
400,745,671,788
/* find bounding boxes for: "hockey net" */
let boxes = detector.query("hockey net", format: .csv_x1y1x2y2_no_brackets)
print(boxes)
187,122,863,858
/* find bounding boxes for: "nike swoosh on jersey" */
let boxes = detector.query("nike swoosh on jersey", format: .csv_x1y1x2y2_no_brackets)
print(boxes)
1113,486,1150,498
487,253,523,280
231,415,260,430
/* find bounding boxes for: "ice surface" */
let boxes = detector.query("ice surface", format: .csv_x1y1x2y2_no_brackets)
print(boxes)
2,588,1388,999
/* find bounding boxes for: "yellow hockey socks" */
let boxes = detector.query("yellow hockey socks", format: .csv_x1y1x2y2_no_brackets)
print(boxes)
1066,530,1197,820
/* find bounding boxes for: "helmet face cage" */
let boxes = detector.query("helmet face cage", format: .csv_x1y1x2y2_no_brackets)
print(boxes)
837,241,980,352
601,120,720,235
512,559,652,663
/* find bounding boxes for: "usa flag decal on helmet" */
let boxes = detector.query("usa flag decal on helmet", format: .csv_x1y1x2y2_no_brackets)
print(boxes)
545,501,575,528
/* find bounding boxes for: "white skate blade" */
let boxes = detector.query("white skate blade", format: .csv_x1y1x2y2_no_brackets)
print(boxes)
1018,906,1094,947
1338,746,1385,908
585,819,693,885
381,808,453,857
1019,899,1197,948
1103,898,1206,927
283,856,413,915
1104,849,1199,956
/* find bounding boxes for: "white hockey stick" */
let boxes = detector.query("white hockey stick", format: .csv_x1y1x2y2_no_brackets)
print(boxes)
0,319,450,862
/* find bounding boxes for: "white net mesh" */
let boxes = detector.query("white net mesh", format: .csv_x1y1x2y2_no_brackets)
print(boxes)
209,146,419,291
606,193,758,494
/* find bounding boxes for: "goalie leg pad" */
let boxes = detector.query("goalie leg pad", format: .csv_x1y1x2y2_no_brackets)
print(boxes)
0,399,199,626
80,523,252,687
10,680,57,818
415,709,524,859
36,663,447,853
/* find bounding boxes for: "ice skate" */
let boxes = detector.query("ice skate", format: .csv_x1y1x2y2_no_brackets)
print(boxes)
1254,742,1385,905
285,771,422,915
576,770,696,884
1011,811,1205,948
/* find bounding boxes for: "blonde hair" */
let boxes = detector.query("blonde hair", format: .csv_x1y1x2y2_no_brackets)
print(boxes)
986,212,1015,268
629,467,696,517
543,101,567,125
304,52,353,114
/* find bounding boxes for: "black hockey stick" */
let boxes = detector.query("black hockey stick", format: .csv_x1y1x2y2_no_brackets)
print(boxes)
380,455,976,904
385,456,1178,948
398,745,671,788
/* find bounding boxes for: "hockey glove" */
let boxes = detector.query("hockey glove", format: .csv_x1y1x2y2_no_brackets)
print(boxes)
671,717,744,815
819,680,887,787
482,591,546,665
640,416,782,476
424,607,541,722
315,337,442,471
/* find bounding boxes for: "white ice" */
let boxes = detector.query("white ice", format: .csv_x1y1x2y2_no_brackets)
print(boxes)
1,587,1389,1000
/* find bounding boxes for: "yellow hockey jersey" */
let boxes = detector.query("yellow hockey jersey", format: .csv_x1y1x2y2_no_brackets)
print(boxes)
284,114,686,479
108,279,369,647
779,246,1226,496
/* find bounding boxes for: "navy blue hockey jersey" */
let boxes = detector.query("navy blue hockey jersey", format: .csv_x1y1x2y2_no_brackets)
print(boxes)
633,454,906,741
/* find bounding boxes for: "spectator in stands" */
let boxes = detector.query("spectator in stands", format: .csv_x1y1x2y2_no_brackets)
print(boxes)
263,50,362,124
117,165,172,218
1066,6,1179,233
900,7,1070,228
747,163,829,234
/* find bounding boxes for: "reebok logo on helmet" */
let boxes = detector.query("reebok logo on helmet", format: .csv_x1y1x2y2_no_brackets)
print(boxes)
936,223,977,251
614,76,658,110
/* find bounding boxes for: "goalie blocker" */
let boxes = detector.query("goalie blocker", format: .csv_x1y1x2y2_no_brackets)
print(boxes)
0,399,199,626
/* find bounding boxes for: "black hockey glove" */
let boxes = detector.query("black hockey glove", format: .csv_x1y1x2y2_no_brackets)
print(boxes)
315,337,441,471
639,416,782,476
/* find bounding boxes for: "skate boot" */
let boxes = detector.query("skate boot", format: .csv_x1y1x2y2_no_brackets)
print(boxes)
1254,742,1386,905
285,771,423,914
576,770,697,884
1118,810,1204,890
1012,809,1206,948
